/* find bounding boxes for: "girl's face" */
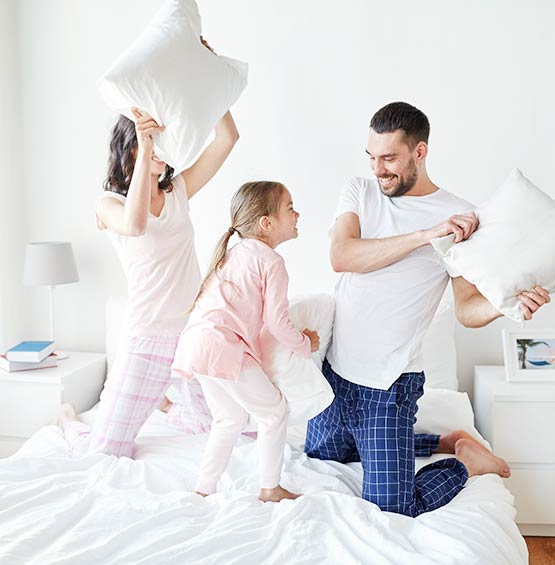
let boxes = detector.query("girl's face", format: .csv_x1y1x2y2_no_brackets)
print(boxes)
270,189,300,245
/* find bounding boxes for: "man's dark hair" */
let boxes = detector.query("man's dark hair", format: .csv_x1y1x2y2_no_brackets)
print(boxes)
370,102,430,147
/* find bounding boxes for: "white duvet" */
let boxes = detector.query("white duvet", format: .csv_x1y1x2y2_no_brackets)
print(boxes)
0,398,527,565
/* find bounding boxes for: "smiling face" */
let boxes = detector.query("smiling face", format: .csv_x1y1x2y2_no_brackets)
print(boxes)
366,129,425,197
270,189,300,245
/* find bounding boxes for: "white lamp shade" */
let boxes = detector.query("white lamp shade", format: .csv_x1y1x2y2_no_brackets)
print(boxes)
23,241,80,286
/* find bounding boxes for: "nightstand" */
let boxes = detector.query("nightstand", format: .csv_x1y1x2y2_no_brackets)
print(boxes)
474,365,555,536
0,352,106,458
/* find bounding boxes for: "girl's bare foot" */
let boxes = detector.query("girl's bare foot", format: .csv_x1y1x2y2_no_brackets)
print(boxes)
158,396,173,414
436,430,488,454
259,485,302,503
455,438,511,478
57,403,79,429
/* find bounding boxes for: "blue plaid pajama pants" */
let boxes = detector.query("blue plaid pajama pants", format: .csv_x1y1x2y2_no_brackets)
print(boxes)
305,359,468,517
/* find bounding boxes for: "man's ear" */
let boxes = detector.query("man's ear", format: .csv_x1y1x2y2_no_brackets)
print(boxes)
258,215,272,232
415,141,428,162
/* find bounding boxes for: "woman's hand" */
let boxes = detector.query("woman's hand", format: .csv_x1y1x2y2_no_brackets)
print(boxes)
131,107,164,154
303,329,320,353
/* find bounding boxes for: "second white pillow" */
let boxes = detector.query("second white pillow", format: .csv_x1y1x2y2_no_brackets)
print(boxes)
432,168,555,322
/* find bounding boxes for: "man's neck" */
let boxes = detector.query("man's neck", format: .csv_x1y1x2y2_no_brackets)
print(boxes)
405,174,439,197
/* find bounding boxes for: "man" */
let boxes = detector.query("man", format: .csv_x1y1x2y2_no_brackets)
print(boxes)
305,102,550,517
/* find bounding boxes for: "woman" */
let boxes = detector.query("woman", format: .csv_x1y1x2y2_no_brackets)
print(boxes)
60,103,239,457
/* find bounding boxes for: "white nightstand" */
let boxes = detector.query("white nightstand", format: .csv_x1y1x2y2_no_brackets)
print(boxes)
0,352,106,458
474,365,555,536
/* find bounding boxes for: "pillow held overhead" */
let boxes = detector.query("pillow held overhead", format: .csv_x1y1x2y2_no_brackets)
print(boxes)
431,168,555,322
98,0,248,174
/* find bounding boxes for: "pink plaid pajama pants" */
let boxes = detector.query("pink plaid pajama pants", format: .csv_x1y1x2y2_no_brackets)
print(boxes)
66,335,211,458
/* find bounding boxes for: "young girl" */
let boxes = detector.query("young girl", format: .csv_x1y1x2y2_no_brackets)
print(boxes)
59,102,239,457
172,181,320,502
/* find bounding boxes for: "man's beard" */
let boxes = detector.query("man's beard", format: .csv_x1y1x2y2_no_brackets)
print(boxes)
378,160,418,197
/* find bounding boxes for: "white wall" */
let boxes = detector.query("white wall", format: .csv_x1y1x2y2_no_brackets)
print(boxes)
0,0,26,352
13,0,555,395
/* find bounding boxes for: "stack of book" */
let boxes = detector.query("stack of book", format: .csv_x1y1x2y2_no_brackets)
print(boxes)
0,341,57,373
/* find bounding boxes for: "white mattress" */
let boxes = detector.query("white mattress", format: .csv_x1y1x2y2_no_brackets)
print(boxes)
0,405,527,565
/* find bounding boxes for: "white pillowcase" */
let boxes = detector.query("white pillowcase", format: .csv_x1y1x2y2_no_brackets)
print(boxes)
98,0,248,174
260,294,335,426
415,388,488,447
432,169,555,322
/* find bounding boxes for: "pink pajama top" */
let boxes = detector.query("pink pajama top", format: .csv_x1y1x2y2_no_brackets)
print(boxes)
172,238,311,381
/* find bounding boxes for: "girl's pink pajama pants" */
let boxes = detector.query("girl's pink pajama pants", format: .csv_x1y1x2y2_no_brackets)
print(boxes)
195,364,288,495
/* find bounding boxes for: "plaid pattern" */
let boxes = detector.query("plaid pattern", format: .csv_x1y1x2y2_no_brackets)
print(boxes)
305,360,468,517
87,335,180,457
415,433,440,458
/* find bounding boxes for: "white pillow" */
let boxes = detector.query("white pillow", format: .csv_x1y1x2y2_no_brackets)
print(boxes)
421,291,458,390
260,294,335,426
415,388,487,446
98,0,248,174
432,169,555,322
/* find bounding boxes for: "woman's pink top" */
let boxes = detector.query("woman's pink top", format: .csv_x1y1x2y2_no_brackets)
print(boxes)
172,238,311,381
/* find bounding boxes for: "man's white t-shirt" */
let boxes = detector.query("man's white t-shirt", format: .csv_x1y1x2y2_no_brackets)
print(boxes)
327,176,474,390
99,174,201,337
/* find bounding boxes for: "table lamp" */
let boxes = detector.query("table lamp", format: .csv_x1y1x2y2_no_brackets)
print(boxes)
23,241,79,360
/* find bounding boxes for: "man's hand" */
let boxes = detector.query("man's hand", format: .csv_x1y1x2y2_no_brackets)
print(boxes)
518,286,551,320
424,212,479,244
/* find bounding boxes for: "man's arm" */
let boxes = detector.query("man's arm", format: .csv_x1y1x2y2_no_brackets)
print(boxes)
330,211,479,274
452,276,551,328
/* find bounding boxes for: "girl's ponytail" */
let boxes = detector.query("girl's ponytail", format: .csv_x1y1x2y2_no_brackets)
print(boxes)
190,227,235,310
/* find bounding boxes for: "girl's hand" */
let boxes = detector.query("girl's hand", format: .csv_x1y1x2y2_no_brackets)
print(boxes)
303,329,320,353
200,35,217,55
131,107,165,154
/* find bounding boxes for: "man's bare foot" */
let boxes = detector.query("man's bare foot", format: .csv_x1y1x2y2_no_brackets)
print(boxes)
436,430,488,454
195,490,209,497
455,438,511,478
158,396,173,414
259,485,302,503
57,403,79,429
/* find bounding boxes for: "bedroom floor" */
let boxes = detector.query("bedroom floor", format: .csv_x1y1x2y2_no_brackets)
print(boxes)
526,537,555,564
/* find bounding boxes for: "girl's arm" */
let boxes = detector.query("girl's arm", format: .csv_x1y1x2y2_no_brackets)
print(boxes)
96,108,163,236
262,258,313,357
181,111,239,200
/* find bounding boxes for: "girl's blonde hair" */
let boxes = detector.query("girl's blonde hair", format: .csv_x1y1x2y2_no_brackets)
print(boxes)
191,180,286,309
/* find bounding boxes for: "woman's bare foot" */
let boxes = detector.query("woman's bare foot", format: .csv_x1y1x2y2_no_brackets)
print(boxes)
436,430,488,454
455,438,511,478
195,490,209,497
158,396,173,414
57,403,79,429
259,485,302,503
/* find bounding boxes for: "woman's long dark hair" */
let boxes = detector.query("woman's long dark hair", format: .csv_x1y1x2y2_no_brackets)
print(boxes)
103,115,174,196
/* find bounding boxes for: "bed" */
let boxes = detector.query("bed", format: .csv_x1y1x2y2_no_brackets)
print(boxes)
0,295,528,564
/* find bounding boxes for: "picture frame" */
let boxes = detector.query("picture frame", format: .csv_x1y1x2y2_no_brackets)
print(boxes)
502,328,555,383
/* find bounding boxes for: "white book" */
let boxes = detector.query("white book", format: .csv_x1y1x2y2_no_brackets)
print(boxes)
0,353,58,373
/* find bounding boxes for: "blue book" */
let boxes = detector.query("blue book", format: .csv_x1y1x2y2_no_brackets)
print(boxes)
6,341,56,363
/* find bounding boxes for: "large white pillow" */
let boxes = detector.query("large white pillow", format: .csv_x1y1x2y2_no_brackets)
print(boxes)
260,294,335,426
432,169,555,322
98,0,248,174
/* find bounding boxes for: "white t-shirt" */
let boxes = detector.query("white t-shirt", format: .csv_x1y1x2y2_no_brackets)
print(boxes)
327,176,474,390
99,175,201,337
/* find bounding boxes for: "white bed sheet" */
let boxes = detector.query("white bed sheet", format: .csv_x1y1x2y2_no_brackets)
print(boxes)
0,407,527,565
